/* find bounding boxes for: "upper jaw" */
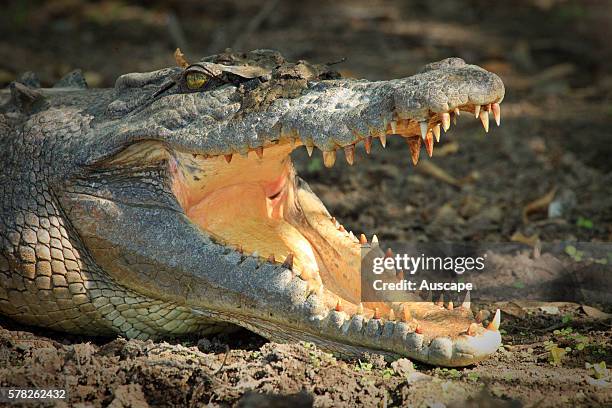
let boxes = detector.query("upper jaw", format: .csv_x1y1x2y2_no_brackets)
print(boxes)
102,58,503,163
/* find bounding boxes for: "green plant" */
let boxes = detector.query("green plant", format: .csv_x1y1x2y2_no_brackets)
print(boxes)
576,216,593,229
585,361,608,379
382,367,395,379
544,340,570,366
354,359,373,372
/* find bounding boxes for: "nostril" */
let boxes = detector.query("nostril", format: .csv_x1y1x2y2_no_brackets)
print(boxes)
419,57,467,73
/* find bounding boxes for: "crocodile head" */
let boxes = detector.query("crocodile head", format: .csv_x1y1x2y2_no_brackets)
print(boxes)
2,50,505,366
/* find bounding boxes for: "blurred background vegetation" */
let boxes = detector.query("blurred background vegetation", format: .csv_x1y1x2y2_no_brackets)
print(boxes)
1,0,610,88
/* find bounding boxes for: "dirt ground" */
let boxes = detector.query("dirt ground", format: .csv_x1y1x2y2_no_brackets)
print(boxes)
1,0,611,406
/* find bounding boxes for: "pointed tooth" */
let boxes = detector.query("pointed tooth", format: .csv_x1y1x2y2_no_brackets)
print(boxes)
487,309,501,331
323,150,336,168
255,146,264,159
374,307,381,319
385,248,393,258
447,301,453,311
305,144,314,157
371,235,379,246
267,254,275,263
401,306,411,322
335,299,343,312
224,154,233,163
492,103,501,126
415,324,423,334
339,224,346,233
474,104,481,118
436,294,444,307
407,137,421,166
359,233,368,245
432,123,441,143
344,145,355,165
454,107,460,117
475,310,485,323
441,112,451,131
479,110,490,133
388,309,395,321
282,253,294,269
462,291,471,310
251,251,259,258
467,322,479,336
419,121,428,141
379,134,387,148
424,132,434,158
357,303,364,315
390,120,397,134
364,136,372,154
348,231,355,240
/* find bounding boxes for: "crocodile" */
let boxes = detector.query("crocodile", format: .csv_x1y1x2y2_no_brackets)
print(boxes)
0,50,504,367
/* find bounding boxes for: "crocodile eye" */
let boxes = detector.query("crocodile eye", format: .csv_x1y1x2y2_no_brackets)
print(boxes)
186,72,208,90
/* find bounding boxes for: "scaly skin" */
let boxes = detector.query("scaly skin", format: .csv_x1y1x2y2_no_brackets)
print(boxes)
0,50,504,366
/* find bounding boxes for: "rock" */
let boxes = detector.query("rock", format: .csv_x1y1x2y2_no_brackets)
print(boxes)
538,305,559,315
391,358,415,376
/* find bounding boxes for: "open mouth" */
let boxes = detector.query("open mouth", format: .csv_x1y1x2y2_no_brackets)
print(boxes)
168,103,501,318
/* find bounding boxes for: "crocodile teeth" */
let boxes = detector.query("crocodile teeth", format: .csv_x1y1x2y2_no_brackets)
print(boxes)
446,301,454,311
385,248,393,258
379,134,387,148
467,322,479,336
268,254,275,263
432,123,441,143
401,306,411,322
374,307,381,319
441,112,451,131
364,136,372,154
479,110,490,133
255,146,264,159
390,120,397,134
339,224,346,233
475,310,485,323
454,107,461,116
282,253,294,269
344,145,355,165
348,231,355,241
359,233,368,244
407,137,421,166
305,143,314,157
335,299,343,312
419,121,428,141
371,234,379,246
436,294,444,307
357,303,364,315
323,150,336,167
487,309,501,331
474,104,481,118
224,154,233,163
425,132,434,158
415,324,423,334
462,291,471,310
388,309,395,321
492,102,501,126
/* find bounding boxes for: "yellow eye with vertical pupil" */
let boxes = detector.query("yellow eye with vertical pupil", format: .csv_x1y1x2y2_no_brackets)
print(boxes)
186,72,208,90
